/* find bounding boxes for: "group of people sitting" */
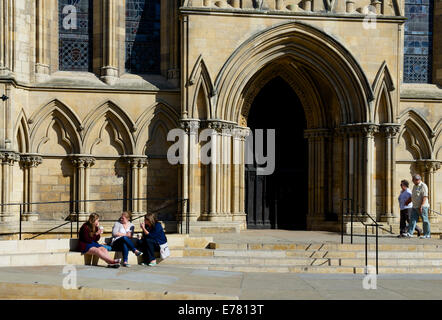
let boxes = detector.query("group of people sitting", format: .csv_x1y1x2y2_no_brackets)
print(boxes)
77,211,167,268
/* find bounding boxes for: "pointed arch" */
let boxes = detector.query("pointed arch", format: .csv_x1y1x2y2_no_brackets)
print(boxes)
188,55,214,119
29,99,82,154
213,21,374,125
397,110,433,160
134,101,179,155
83,101,135,155
14,109,30,154
434,119,442,160
372,61,395,124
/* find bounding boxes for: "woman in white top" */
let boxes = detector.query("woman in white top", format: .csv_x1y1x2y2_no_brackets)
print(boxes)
398,180,422,237
110,211,143,267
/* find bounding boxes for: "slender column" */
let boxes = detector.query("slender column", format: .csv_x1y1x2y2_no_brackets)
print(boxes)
304,129,330,228
360,124,378,221
71,156,95,221
0,0,14,76
416,160,441,223
181,120,199,221
222,123,233,217
20,154,43,221
100,0,119,84
125,156,148,218
35,0,50,80
380,124,400,222
0,151,19,221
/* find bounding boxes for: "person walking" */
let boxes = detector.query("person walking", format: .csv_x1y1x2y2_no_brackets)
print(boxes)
404,175,431,239
110,211,143,267
398,179,422,237
78,213,121,268
138,212,167,266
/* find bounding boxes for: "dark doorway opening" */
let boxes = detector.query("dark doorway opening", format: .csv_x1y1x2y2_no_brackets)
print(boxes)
246,76,308,230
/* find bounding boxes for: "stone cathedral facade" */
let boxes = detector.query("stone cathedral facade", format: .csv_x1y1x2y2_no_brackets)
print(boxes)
0,0,440,236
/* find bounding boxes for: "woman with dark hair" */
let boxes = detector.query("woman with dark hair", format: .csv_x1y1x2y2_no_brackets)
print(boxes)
110,211,143,267
78,213,121,268
139,212,167,266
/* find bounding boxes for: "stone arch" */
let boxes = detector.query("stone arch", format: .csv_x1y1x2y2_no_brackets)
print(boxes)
14,110,30,154
213,21,374,126
434,120,442,160
134,101,179,155
29,99,82,154
372,61,395,124
188,55,214,119
240,60,325,128
83,101,135,155
398,109,433,159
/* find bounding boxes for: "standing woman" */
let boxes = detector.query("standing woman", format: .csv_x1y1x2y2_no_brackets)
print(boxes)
139,212,167,266
111,211,143,267
78,213,121,268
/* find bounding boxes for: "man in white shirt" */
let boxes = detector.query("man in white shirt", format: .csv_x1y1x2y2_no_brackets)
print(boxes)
404,175,431,238
398,179,422,237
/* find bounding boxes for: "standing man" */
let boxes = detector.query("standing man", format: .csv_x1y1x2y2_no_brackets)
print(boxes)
404,175,431,239
398,180,422,237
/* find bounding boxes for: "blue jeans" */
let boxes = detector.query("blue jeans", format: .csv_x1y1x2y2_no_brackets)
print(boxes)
408,207,430,237
139,238,159,263
112,237,138,262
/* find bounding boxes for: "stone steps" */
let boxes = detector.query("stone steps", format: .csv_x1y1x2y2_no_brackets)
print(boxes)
161,256,442,267
159,264,442,274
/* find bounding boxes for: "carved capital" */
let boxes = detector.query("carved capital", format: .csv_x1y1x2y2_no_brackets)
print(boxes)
380,124,401,138
0,151,20,165
304,128,331,139
340,123,379,138
20,154,43,168
70,156,96,168
232,127,251,141
180,119,200,134
125,156,148,169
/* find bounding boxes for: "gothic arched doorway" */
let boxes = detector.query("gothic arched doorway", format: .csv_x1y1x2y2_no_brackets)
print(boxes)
246,77,308,230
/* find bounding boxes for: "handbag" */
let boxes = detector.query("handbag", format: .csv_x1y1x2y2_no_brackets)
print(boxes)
159,242,170,259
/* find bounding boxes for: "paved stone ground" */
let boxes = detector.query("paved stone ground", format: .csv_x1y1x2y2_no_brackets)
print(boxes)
201,230,442,245
0,264,441,300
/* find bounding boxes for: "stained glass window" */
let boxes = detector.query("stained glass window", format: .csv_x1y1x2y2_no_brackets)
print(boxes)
126,0,161,74
59,0,92,71
404,0,433,83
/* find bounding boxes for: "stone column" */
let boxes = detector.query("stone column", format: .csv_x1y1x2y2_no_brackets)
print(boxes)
380,124,400,222
20,154,43,221
71,156,95,221
180,120,200,221
100,0,119,85
232,127,248,223
304,129,330,228
415,160,441,223
35,0,51,81
0,151,20,221
125,156,148,219
0,0,14,76
433,0,442,85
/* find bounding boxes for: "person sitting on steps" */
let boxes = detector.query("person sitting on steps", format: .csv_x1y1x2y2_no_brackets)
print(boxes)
138,212,167,267
78,213,121,268
110,211,143,267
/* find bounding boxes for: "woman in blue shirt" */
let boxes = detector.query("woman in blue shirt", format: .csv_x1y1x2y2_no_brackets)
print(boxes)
139,212,167,266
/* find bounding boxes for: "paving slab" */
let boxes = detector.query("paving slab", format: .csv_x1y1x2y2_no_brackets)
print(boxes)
0,264,441,300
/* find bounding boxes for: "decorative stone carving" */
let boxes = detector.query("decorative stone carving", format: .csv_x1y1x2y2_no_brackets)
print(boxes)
20,154,43,168
70,156,96,168
380,124,401,138
0,151,20,165
180,119,200,134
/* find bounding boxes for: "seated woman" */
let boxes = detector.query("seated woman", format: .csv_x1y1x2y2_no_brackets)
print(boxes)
78,213,121,268
110,211,143,267
139,212,167,266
